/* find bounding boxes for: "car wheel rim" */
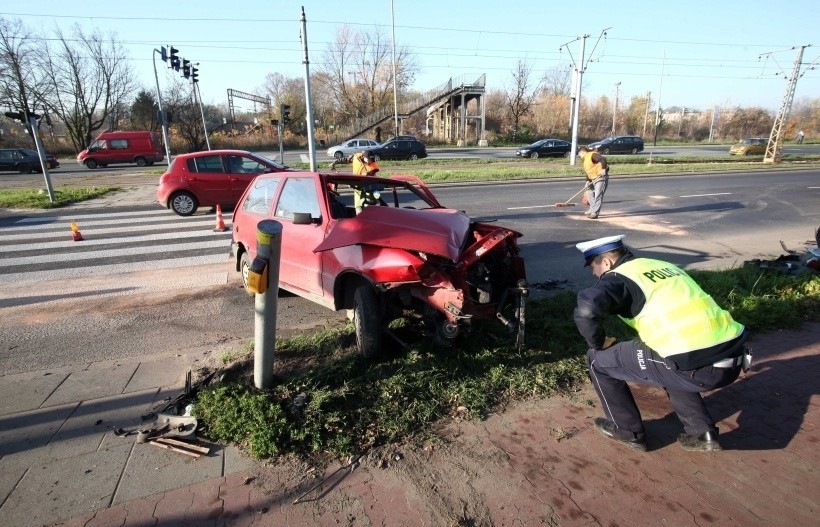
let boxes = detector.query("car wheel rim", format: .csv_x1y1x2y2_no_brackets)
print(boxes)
172,195,194,214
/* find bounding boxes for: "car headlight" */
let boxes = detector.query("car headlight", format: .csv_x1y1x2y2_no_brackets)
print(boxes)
519,149,529,154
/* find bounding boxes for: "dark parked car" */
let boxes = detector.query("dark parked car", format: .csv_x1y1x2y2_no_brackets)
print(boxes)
515,139,572,158
230,171,526,357
588,135,644,154
369,138,427,161
156,149,289,216
0,148,60,173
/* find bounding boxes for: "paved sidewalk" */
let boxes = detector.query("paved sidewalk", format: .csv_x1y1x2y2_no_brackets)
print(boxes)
1,322,816,526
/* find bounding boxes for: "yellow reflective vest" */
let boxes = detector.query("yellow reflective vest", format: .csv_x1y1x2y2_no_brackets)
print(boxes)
611,258,745,360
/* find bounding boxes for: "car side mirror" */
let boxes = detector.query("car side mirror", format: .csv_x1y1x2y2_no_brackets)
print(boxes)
292,212,317,225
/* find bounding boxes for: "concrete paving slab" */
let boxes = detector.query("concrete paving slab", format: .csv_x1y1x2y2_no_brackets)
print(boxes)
224,444,259,476
124,355,190,393
112,438,225,504
42,364,138,407
0,402,77,458
0,441,132,527
0,371,68,416
0,464,24,511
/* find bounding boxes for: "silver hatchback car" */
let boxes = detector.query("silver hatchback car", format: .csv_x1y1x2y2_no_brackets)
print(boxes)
326,138,381,160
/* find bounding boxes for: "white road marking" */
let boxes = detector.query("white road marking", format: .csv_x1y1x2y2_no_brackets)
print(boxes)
678,192,731,198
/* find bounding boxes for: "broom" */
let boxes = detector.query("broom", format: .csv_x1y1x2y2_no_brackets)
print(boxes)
554,184,588,207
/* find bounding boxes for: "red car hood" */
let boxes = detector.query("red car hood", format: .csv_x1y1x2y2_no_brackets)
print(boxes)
313,207,470,261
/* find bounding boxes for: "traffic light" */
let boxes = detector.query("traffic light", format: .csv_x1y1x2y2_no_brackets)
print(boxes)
191,66,199,83
182,59,191,79
280,104,291,126
160,46,168,63
169,46,180,71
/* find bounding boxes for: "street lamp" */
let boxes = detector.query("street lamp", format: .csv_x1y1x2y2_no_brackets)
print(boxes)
612,82,621,135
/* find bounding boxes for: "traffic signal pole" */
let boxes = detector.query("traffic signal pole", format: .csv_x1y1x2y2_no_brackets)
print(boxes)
152,48,173,164
5,110,55,202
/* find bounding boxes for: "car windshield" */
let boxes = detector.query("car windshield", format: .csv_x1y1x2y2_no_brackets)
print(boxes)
530,140,547,147
327,176,438,212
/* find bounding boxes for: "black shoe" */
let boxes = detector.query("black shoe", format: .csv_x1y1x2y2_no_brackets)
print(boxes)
678,429,722,452
594,418,647,452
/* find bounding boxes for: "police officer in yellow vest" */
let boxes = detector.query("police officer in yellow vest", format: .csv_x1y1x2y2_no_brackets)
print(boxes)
577,146,608,219
574,235,749,452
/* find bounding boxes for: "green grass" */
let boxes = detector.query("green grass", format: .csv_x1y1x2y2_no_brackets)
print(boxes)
0,186,121,209
193,267,819,461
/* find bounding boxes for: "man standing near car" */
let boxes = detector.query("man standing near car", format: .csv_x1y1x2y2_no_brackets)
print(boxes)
578,146,608,219
573,234,750,452
352,150,380,213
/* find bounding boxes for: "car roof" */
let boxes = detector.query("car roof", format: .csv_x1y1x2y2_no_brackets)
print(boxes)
175,149,263,158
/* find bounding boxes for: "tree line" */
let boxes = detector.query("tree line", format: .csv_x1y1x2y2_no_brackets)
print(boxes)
1,17,817,155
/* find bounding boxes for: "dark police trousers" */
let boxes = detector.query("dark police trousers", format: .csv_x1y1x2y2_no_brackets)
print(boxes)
587,340,741,436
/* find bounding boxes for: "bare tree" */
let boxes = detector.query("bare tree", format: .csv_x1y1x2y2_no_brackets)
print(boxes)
540,64,573,97
0,17,44,139
38,24,135,152
316,25,417,130
504,60,540,138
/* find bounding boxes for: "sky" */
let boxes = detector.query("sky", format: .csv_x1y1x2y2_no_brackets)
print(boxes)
2,0,818,115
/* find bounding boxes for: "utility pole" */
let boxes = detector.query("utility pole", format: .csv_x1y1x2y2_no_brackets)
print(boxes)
761,45,815,163
709,106,718,142
653,50,666,147
562,27,610,166
612,81,621,135
391,0,400,136
642,91,651,137
300,7,317,171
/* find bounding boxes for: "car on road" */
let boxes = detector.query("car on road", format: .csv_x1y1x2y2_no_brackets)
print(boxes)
588,135,644,155
0,148,60,173
729,137,768,156
230,171,527,358
515,139,572,159
326,138,381,160
156,149,288,216
369,137,427,161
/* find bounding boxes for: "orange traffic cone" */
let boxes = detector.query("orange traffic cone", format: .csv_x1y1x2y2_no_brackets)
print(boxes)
213,204,228,232
70,221,84,241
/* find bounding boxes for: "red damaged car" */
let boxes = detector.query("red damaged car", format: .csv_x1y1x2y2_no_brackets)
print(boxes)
230,171,527,358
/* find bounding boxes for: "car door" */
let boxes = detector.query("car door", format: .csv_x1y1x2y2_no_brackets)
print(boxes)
225,153,267,202
273,176,325,297
187,154,231,205
0,150,14,171
108,138,131,163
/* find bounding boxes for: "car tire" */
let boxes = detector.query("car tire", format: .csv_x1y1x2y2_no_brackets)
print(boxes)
602,148,610,155
135,157,148,167
530,152,539,159
353,285,382,359
17,163,33,174
631,148,638,154
169,191,198,216
334,151,344,160
563,151,571,158
372,154,381,162
239,251,255,296
84,159,99,169
409,153,419,161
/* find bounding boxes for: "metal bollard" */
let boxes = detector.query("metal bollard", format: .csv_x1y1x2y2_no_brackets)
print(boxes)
253,220,282,390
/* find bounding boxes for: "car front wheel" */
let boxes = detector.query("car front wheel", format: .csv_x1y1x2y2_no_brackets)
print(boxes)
169,191,198,216
334,151,344,160
239,252,255,296
409,153,419,160
372,154,381,162
531,152,540,159
563,151,571,158
631,148,638,154
602,148,611,155
353,285,382,359
84,159,99,169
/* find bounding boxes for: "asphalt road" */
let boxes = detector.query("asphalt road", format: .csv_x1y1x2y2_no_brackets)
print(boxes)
0,167,817,375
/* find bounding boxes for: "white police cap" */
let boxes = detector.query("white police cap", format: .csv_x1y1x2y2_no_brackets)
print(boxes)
576,234,626,265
